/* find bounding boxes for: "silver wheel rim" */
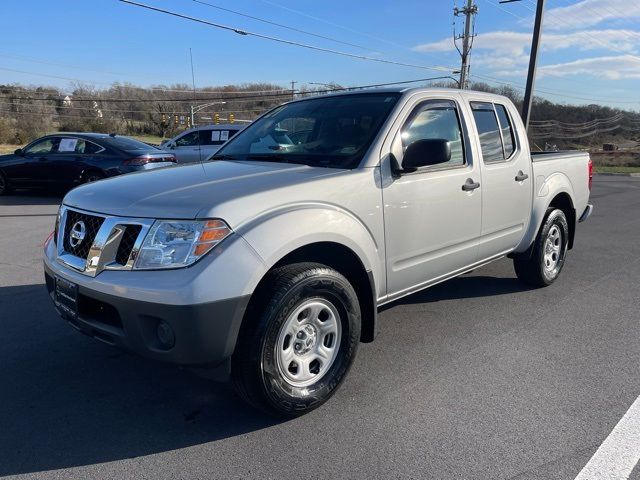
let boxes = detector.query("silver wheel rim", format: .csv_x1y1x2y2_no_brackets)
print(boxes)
275,298,342,388
543,224,563,273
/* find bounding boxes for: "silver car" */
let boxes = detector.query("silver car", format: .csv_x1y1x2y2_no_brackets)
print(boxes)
160,124,245,163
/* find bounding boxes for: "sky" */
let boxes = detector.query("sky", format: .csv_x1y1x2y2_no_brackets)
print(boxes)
1,0,639,109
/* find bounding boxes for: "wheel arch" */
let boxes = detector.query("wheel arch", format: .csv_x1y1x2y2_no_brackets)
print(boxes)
515,173,577,253
247,241,378,343
548,192,576,249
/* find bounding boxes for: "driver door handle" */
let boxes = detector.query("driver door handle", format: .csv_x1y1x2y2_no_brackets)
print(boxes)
515,171,529,182
462,178,480,191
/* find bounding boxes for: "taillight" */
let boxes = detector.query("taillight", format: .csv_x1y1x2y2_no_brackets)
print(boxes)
588,158,593,191
123,155,176,166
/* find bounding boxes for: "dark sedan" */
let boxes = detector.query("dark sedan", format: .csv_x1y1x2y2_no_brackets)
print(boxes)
0,133,176,195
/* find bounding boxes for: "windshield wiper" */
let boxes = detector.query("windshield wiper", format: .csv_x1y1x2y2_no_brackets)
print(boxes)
208,154,240,161
246,154,308,165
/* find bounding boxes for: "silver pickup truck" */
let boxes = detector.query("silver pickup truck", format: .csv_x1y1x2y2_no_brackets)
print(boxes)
43,88,593,416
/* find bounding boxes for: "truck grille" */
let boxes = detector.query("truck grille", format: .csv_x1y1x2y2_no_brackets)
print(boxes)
115,224,142,265
56,206,154,277
62,210,105,259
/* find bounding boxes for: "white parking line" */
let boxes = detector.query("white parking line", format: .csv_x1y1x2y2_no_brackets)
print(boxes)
574,395,640,480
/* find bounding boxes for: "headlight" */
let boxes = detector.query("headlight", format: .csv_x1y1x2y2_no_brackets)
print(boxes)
134,219,232,270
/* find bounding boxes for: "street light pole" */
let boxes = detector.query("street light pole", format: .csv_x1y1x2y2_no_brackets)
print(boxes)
190,101,227,126
189,48,197,126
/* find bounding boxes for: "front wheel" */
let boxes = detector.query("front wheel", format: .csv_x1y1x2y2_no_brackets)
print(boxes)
231,262,361,417
513,208,569,287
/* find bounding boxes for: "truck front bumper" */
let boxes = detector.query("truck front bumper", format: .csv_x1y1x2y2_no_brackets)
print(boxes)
44,262,249,366
42,231,266,368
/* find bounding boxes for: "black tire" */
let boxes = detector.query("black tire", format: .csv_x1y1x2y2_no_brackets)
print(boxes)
0,170,10,196
231,262,361,417
513,208,569,287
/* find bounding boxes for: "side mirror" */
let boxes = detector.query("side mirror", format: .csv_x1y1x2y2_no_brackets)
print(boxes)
14,148,24,156
401,139,451,172
166,142,175,149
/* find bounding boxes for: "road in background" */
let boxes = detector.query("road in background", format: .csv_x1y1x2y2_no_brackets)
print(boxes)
1,176,639,479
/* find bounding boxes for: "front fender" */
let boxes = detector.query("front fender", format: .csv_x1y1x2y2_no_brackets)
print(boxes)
515,172,575,253
235,203,384,298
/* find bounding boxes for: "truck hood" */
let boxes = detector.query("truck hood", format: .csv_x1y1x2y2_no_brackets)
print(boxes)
63,160,344,222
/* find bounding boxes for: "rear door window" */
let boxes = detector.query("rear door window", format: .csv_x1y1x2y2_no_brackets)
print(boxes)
495,104,516,158
470,102,504,163
58,139,103,154
199,129,240,146
82,141,104,154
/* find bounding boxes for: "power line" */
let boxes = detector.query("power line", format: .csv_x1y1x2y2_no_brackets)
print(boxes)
2,90,302,103
0,52,125,77
257,0,416,52
469,73,640,104
515,0,640,61
257,0,461,67
118,0,455,74
1,77,458,104
192,0,374,52
0,73,296,95
0,105,266,118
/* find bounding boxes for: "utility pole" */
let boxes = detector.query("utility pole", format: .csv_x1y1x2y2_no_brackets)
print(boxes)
454,0,478,90
521,0,545,131
499,0,546,131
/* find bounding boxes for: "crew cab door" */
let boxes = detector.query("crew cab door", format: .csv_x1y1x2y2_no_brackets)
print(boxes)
10,137,60,186
382,96,482,298
50,138,105,185
467,99,532,259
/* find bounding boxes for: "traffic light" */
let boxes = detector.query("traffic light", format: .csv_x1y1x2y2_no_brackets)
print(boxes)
174,114,179,125
161,113,167,125
229,113,235,124
214,113,220,125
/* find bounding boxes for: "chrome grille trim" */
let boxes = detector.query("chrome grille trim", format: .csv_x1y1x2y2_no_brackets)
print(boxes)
55,205,155,277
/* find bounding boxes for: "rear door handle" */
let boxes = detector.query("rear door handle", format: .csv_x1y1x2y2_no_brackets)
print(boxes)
38,157,48,162
515,171,529,182
462,178,480,191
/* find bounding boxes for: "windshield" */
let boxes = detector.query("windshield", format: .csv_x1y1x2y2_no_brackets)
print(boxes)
214,93,400,169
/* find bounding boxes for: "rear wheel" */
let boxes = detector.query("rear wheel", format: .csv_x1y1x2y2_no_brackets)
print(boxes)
231,262,361,417
513,208,569,287
0,170,10,195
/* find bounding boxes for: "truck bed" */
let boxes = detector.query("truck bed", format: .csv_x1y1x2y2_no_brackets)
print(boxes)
531,151,590,163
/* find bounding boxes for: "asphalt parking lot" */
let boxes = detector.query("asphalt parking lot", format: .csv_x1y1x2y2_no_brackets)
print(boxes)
1,175,639,480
